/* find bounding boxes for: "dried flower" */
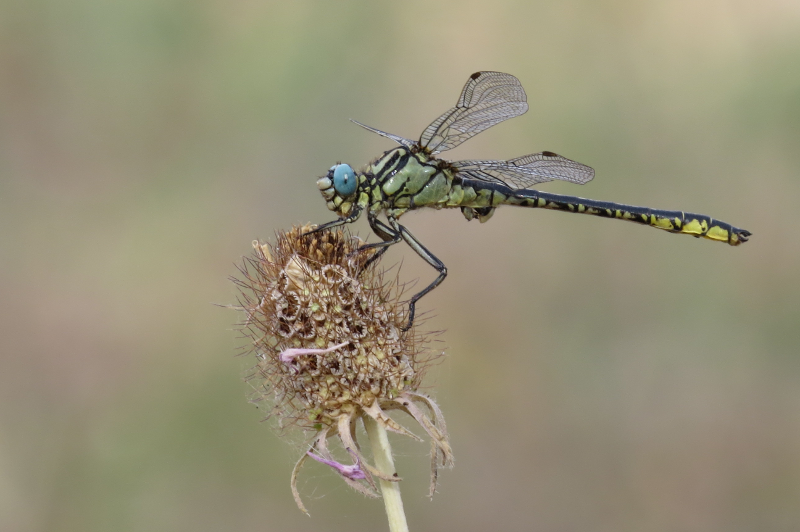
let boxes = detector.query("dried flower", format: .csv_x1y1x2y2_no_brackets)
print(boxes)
232,225,453,514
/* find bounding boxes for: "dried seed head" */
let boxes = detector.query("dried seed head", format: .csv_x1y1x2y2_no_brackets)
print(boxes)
232,224,452,513
235,225,425,428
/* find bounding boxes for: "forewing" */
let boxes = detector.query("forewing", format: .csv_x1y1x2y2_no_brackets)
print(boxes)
350,119,416,149
420,71,528,154
453,151,595,189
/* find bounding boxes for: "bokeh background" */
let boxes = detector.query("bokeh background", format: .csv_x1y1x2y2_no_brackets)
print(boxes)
2,0,799,530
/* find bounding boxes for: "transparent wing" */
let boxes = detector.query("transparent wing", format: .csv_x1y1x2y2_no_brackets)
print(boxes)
453,151,595,189
420,71,528,154
350,119,416,149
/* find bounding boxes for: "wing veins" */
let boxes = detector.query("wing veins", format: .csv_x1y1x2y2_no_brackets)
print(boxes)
420,71,528,154
453,152,595,189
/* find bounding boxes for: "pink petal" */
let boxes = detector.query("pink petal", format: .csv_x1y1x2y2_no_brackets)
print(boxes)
279,342,348,364
306,451,367,480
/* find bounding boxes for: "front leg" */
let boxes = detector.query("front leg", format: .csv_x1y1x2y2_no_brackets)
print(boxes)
303,206,363,237
390,219,447,331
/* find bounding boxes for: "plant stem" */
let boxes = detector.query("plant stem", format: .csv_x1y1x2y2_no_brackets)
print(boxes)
363,416,409,532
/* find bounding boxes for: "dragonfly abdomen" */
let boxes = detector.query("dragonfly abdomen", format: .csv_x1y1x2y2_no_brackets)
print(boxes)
447,178,517,222
506,188,750,246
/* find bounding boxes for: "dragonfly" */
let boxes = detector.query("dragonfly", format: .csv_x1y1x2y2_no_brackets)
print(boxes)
311,71,751,329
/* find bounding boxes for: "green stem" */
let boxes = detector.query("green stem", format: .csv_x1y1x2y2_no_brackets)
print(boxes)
363,416,409,532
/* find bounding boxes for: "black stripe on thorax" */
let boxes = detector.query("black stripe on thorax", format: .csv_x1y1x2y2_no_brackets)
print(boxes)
374,150,402,180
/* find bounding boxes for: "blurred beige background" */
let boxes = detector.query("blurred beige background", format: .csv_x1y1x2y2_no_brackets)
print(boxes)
2,1,799,531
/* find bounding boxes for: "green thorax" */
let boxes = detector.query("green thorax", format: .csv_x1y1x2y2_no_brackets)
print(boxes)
366,147,499,219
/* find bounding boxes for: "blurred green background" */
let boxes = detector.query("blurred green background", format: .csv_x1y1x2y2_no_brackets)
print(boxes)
2,0,799,530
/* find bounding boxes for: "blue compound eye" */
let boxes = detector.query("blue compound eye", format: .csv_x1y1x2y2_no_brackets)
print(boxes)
332,164,357,196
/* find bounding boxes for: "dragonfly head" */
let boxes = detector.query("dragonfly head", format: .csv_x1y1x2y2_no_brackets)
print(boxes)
317,163,360,218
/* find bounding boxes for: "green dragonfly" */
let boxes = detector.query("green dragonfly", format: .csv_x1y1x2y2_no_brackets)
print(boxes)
311,71,751,328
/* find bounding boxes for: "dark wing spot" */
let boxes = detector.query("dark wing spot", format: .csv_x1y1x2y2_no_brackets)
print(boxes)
470,72,482,80
542,151,558,157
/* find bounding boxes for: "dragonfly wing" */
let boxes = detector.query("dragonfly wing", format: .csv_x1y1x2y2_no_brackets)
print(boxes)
420,72,528,155
350,119,416,149
453,151,595,189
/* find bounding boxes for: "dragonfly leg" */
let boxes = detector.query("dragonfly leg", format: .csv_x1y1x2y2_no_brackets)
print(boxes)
302,206,363,236
355,214,402,271
390,219,447,331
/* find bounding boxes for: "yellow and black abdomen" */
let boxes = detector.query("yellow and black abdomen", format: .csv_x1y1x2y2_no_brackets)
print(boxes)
452,177,751,246
509,188,751,246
